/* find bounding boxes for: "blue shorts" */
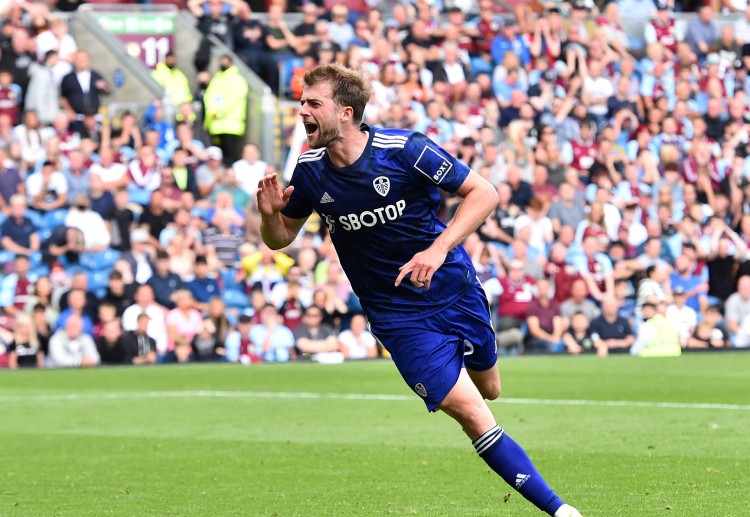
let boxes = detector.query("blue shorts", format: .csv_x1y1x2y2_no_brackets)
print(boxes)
369,282,498,412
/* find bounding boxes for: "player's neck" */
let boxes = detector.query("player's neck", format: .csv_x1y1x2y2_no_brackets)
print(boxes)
326,126,369,168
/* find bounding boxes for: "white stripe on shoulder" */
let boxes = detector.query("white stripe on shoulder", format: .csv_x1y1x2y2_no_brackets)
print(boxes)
372,141,406,149
298,149,325,163
373,134,409,142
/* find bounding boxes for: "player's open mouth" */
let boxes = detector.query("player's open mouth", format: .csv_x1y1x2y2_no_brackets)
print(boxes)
304,122,319,136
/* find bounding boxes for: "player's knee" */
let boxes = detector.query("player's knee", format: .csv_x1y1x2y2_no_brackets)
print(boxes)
481,380,501,401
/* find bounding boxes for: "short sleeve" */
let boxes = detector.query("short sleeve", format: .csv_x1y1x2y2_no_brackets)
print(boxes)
280,166,314,220
401,132,470,193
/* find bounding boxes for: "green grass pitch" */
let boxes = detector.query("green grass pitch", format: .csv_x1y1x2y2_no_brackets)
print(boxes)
1,353,748,516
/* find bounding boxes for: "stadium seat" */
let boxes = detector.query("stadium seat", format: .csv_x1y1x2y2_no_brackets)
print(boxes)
29,251,42,267
86,270,110,293
221,268,241,291
80,249,122,271
30,264,50,279
222,289,248,309
24,210,43,229
42,209,68,231
0,250,14,265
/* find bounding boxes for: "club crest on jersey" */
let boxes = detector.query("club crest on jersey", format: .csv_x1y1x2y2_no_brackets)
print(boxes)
414,383,428,398
373,176,390,197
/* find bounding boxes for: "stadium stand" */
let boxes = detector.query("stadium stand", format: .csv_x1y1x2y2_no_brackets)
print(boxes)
2,0,750,369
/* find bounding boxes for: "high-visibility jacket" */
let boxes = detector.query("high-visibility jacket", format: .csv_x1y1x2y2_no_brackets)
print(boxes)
151,63,192,107
203,65,249,137
638,315,682,357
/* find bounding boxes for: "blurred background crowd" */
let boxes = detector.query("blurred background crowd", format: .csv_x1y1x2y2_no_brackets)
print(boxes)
2,0,750,369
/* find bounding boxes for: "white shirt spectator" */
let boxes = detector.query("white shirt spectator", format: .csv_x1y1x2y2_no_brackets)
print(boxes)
513,214,554,256
733,312,750,348
233,157,267,196
665,303,697,345
35,29,77,82
338,327,377,360
122,303,168,354
13,124,51,165
90,160,128,185
65,208,111,250
583,75,614,116
26,169,68,202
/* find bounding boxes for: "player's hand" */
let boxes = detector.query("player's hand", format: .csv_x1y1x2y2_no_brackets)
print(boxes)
395,245,448,291
256,174,294,218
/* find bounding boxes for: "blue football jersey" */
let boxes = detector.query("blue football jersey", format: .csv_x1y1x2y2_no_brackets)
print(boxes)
282,125,477,323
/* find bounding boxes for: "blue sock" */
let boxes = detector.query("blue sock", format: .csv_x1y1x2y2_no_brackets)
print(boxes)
473,425,565,516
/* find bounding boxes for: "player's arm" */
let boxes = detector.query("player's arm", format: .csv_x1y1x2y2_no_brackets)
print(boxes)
257,174,308,250
435,171,500,256
395,171,498,289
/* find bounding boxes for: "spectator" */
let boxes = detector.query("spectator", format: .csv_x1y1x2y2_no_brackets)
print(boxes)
6,313,43,368
123,228,155,285
59,51,111,119
589,296,635,356
635,265,672,326
95,321,131,365
24,276,58,327
0,254,33,317
25,50,60,125
724,275,750,339
0,69,21,127
190,317,225,361
147,250,184,310
41,226,84,266
203,54,249,165
707,219,748,303
108,188,135,252
151,52,192,108
0,148,23,210
560,278,600,322
47,314,99,368
122,284,168,356
293,304,339,358
665,287,697,348
1,194,39,255
195,146,225,199
34,18,76,81
120,312,158,365
233,143,267,197
548,182,586,235
225,314,257,364
26,160,68,213
493,259,535,350
571,234,614,302
630,302,681,357
525,277,566,353
328,4,355,51
685,6,718,60
203,212,244,270
56,288,94,335
561,311,593,355
64,194,110,252
249,303,295,363
337,313,377,360
165,289,202,361
101,271,136,318
186,255,220,312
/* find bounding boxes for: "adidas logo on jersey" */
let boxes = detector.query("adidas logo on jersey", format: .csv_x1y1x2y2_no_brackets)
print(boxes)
320,192,334,204
515,473,530,489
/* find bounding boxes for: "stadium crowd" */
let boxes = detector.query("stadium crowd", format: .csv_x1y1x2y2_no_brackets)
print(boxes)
2,0,750,368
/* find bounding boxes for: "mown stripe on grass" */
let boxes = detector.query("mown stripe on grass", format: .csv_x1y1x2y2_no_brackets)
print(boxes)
0,390,749,411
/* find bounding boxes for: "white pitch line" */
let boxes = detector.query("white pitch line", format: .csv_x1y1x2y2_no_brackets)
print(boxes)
0,390,748,411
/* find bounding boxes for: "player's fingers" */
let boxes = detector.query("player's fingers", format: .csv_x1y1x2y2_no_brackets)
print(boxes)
394,266,411,287
281,185,295,202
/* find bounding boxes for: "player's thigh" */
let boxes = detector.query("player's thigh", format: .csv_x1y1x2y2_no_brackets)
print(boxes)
438,368,497,440
369,322,463,413
446,284,499,374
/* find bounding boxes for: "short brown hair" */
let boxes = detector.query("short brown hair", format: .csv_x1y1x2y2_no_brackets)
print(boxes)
303,64,371,124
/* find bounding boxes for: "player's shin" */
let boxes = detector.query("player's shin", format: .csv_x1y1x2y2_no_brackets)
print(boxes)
472,425,565,516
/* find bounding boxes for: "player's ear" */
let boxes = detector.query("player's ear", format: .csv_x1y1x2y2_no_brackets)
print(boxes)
339,105,354,123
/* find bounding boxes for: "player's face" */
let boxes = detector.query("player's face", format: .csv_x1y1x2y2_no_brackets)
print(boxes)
300,82,344,149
